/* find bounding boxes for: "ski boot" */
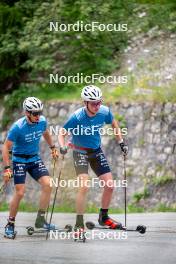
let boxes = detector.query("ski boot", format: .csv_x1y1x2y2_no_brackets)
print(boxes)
4,222,17,239
98,213,122,230
35,213,56,231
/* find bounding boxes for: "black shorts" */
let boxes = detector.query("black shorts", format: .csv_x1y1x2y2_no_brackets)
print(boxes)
73,148,111,177
13,159,49,185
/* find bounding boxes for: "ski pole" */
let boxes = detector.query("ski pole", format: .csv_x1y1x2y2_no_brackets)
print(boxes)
0,176,13,204
0,172,14,195
46,155,64,240
45,159,57,222
123,154,127,227
0,183,5,194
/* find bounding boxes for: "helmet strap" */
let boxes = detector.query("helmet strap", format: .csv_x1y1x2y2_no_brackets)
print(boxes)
27,113,38,124
86,102,95,116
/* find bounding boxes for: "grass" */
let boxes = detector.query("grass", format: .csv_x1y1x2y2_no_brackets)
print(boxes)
107,77,176,104
0,202,148,213
127,204,145,213
35,84,81,102
1,201,176,213
0,202,38,212
34,83,176,104
154,203,176,212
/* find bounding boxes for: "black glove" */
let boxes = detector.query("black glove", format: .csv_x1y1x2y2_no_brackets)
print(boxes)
60,146,68,155
119,142,128,155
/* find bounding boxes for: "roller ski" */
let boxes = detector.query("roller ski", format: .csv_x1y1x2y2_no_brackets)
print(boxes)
26,224,72,236
86,221,146,234
27,222,56,236
27,212,72,236
73,226,86,242
4,221,17,239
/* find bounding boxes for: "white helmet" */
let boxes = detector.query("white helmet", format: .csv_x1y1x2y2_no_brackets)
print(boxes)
23,97,43,111
81,85,102,101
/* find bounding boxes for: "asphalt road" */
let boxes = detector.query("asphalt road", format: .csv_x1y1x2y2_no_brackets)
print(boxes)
0,212,176,264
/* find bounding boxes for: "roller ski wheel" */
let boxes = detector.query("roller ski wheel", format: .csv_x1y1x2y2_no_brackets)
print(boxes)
74,227,86,243
26,226,35,236
64,224,72,232
136,225,146,234
86,221,95,230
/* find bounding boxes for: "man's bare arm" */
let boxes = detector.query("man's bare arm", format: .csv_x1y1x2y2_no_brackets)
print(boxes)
111,119,123,142
58,128,68,148
43,129,55,147
111,119,128,155
2,139,13,167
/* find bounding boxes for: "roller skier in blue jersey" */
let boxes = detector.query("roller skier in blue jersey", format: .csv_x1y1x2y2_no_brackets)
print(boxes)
58,85,128,235
2,97,59,239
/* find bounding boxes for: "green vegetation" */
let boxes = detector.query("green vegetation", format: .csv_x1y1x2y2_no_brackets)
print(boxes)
0,201,38,212
152,174,175,186
126,168,134,178
1,85,33,129
0,201,145,213
108,77,176,104
154,203,176,212
0,83,81,129
138,138,145,147
1,201,176,213
133,187,150,203
114,113,127,129
127,204,145,213
0,1,176,129
0,0,131,95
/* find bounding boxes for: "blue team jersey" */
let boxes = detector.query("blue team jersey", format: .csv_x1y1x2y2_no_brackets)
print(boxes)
63,105,114,150
7,116,47,163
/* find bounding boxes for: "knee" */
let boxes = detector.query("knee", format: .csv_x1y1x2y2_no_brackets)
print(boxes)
42,184,52,193
78,175,89,193
104,180,114,193
39,176,53,193
79,185,89,194
16,190,25,199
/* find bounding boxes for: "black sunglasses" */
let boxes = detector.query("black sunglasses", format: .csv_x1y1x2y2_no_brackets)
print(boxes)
28,111,42,116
